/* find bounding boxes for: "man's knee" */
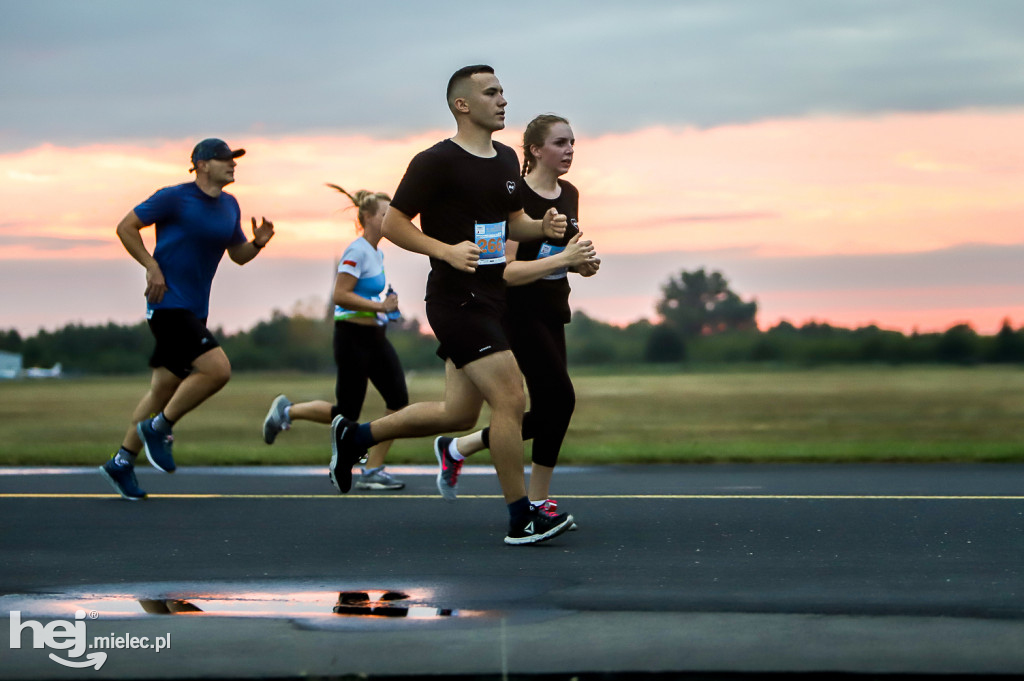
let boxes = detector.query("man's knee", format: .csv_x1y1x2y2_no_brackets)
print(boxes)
209,363,231,388
442,404,481,432
490,382,526,417
195,350,232,387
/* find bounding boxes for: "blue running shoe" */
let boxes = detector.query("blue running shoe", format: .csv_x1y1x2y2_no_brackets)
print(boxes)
99,457,147,500
137,418,176,473
263,394,292,444
329,415,365,494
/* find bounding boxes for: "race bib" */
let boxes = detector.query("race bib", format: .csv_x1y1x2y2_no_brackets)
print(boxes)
538,242,568,280
475,221,506,266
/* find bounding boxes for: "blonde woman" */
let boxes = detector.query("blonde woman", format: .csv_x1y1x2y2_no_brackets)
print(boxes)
263,184,408,492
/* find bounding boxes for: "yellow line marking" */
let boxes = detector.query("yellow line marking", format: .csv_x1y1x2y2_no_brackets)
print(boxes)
1,493,1022,500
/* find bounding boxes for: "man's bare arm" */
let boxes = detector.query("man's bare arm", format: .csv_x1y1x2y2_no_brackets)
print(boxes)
115,210,166,304
382,206,480,273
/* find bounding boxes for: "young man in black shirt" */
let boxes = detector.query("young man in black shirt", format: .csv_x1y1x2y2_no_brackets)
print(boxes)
330,65,575,545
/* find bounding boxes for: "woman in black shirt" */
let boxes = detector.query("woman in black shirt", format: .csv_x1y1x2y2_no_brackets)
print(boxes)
434,114,600,520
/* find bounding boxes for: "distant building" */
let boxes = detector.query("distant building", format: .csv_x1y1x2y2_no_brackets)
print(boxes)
0,351,23,379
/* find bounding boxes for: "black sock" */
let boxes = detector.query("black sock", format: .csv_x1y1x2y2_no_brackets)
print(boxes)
508,496,531,524
482,414,534,450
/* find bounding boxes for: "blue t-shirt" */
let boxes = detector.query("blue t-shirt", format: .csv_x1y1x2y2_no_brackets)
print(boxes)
134,182,247,319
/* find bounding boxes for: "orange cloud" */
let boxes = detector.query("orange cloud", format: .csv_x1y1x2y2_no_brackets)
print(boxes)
3,111,1023,261
573,110,1024,257
2,110,1024,334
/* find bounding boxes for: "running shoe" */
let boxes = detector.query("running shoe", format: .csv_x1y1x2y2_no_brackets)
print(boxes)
355,465,405,490
535,499,578,531
98,457,147,500
137,418,176,473
504,508,574,545
433,436,462,502
262,394,292,444
329,415,364,494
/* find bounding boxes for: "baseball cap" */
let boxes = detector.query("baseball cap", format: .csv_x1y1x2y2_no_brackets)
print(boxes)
189,138,245,171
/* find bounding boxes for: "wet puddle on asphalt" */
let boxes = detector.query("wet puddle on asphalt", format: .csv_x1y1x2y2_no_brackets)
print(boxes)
0,586,479,620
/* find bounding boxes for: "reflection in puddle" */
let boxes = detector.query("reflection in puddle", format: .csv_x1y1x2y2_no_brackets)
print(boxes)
135,590,457,619
138,599,203,615
332,591,455,618
2,587,471,620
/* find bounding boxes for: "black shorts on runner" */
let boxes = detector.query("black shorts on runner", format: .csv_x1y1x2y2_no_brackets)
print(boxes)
147,308,220,379
426,293,511,369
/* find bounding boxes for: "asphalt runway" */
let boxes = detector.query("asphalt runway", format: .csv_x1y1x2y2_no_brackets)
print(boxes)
2,463,1023,679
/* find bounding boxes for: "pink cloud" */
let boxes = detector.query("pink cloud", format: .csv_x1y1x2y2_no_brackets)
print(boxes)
572,110,1024,257
2,110,1024,335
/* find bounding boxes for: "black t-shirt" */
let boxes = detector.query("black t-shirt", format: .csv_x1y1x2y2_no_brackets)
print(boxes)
506,179,580,324
390,139,523,303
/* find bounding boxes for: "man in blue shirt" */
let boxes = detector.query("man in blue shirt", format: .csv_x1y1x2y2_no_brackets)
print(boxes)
99,138,274,500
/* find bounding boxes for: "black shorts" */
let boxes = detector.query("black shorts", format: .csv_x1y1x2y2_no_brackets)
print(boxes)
147,308,220,379
331,322,409,420
426,293,510,369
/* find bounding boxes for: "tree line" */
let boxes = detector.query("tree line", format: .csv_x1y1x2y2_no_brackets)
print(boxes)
2,268,1023,374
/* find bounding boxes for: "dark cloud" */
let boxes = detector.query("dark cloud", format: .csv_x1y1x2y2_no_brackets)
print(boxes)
2,1,1024,151
572,242,1024,304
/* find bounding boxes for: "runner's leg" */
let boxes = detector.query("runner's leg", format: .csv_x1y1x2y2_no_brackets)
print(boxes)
121,367,181,453
368,359,483,441
161,347,232,422
460,350,528,504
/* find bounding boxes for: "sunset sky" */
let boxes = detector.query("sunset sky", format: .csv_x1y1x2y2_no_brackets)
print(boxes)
2,1,1023,336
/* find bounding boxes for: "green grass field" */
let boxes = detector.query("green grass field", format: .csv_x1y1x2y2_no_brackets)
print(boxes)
1,366,1022,466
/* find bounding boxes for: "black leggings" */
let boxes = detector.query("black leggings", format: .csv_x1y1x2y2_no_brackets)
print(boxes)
330,322,409,421
483,312,575,468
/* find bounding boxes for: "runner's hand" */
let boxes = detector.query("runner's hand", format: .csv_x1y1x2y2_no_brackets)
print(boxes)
541,208,566,240
560,232,596,268
251,217,275,246
576,257,601,277
145,264,167,303
382,293,399,313
445,241,480,273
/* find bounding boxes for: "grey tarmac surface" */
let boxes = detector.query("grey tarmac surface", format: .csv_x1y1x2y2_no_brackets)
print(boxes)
1,463,1022,679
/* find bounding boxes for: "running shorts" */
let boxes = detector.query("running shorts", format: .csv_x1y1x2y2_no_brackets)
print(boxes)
147,308,220,379
425,293,511,369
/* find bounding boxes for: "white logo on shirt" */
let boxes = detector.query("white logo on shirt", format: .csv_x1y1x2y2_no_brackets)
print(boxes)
506,181,516,194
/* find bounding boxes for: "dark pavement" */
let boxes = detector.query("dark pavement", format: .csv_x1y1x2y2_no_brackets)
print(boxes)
1,463,1023,679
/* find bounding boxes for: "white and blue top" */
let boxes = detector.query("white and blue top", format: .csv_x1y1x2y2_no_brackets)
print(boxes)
334,236,387,325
